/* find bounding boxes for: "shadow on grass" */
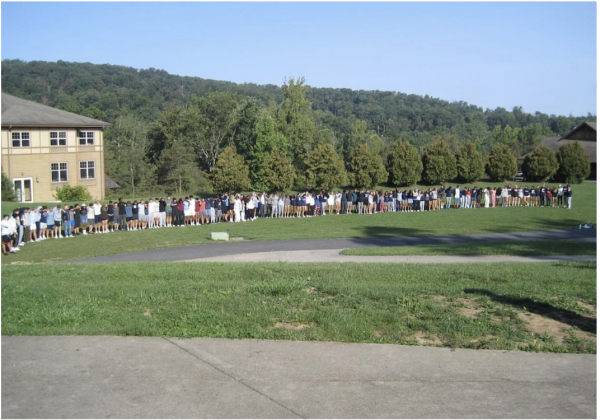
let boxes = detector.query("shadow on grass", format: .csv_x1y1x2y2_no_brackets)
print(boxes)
464,288,596,334
347,226,435,247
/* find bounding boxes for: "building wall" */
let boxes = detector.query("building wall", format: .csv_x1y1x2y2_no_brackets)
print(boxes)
1,127,105,202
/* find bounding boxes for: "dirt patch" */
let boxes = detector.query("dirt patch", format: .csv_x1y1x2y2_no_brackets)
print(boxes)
453,298,482,319
412,331,443,346
431,295,450,306
10,261,34,265
304,287,317,294
374,330,384,338
274,322,311,331
576,300,597,316
143,309,152,317
470,334,497,344
518,312,596,343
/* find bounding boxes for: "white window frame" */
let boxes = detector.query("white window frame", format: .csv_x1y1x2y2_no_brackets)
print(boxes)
51,162,68,183
80,161,95,179
78,131,94,145
12,132,30,147
50,131,67,146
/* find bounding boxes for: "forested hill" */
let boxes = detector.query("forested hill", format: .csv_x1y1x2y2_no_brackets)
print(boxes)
1,59,592,141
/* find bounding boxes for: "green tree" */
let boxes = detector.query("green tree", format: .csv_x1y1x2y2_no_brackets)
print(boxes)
556,142,591,184
277,77,315,166
422,140,457,185
487,144,517,182
304,143,346,191
104,115,155,195
250,106,289,187
193,91,241,171
2,172,16,202
209,146,251,193
347,143,387,189
522,146,559,182
54,184,92,202
456,142,485,183
261,148,295,193
158,138,203,195
386,139,422,187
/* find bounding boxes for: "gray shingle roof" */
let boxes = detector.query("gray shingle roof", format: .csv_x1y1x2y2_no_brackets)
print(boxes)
1,93,111,127
537,137,596,163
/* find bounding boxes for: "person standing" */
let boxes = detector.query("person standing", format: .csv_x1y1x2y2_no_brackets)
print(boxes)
565,185,572,209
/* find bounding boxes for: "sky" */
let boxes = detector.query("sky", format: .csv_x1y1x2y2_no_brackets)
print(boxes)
1,2,597,117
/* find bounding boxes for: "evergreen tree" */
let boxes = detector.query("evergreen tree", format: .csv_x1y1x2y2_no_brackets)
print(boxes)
487,144,517,182
556,142,591,184
347,143,387,189
456,141,485,183
209,146,251,193
522,146,559,182
261,148,295,193
304,143,346,191
386,139,422,187
422,140,457,185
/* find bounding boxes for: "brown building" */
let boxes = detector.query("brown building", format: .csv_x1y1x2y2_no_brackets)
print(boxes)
529,121,596,180
1,93,111,202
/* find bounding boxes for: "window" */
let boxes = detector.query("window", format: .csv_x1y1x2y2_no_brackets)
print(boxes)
50,131,67,146
78,131,94,145
80,161,95,179
12,132,30,147
51,163,68,182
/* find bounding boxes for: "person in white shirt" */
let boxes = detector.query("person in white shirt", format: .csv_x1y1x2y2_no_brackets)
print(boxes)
454,186,461,209
233,195,241,222
2,214,17,254
93,200,102,232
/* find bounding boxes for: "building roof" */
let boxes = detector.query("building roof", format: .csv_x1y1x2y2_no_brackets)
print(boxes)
105,175,121,189
560,121,596,141
1,93,111,128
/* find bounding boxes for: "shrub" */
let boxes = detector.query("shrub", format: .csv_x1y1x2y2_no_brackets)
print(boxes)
487,144,517,182
556,142,591,184
387,139,422,187
1,172,16,202
54,184,92,202
456,142,485,183
422,140,457,184
347,143,387,189
522,146,559,182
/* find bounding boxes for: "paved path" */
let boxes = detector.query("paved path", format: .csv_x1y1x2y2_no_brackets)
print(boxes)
70,228,596,263
189,249,596,263
2,336,596,419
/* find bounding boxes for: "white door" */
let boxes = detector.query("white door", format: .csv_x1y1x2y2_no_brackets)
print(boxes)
13,178,34,203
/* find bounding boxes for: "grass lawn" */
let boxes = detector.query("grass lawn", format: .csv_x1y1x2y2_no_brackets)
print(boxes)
341,240,597,257
1,183,596,264
2,262,595,353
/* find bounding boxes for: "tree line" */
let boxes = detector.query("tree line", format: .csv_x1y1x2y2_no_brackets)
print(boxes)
1,59,594,194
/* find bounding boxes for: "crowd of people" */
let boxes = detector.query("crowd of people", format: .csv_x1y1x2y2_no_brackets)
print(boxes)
1,183,574,255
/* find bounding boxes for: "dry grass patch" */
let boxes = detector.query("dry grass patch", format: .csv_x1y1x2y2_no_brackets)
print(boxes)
274,322,311,331
518,312,596,343
412,332,443,346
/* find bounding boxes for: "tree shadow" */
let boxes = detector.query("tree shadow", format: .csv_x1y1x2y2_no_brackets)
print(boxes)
347,226,435,247
464,288,596,334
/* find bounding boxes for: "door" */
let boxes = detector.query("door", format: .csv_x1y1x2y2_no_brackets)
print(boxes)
13,178,33,203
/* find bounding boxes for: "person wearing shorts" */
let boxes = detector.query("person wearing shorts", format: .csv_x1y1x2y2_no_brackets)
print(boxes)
165,197,172,227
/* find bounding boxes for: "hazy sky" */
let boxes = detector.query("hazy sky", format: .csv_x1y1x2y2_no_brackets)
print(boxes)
1,2,596,116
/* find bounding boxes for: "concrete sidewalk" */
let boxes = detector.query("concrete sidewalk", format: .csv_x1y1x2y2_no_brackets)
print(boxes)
187,249,597,263
2,336,596,418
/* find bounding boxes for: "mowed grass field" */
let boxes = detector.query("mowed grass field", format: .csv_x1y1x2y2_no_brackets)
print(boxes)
1,182,596,264
2,262,596,353
2,182,596,353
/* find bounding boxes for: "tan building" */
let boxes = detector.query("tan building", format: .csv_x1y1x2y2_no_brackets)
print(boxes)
1,93,111,202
